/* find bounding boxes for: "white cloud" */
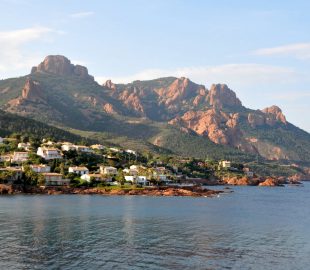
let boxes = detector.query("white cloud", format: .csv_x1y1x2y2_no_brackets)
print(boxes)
69,11,94,19
253,43,310,60
95,63,298,87
0,26,59,77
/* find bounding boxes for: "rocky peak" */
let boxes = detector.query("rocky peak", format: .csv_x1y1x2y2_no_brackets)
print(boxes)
103,80,116,90
21,78,45,102
207,84,242,109
31,55,94,80
262,105,287,124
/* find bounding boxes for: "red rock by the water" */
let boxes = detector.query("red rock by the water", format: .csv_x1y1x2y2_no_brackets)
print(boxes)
259,177,282,186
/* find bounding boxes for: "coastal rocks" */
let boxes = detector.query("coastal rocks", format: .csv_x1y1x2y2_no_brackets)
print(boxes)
259,177,282,186
0,184,14,194
224,176,259,186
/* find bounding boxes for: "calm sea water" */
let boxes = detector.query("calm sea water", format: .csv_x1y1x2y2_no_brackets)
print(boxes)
0,183,310,270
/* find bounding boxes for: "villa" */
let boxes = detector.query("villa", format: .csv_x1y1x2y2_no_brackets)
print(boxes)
81,173,107,182
61,143,76,151
68,166,89,175
37,147,62,160
17,142,31,151
74,145,92,153
100,166,117,175
29,164,51,173
11,152,29,163
0,137,3,144
41,173,70,186
90,144,105,150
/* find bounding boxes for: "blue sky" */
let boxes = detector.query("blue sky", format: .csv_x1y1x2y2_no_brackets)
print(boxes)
0,0,309,131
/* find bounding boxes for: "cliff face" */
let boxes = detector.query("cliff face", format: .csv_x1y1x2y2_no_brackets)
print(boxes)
21,78,45,102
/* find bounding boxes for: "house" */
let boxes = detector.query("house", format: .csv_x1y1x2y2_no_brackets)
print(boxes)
136,176,148,186
0,167,23,183
68,166,89,176
17,142,31,151
90,144,105,150
81,173,108,182
0,155,11,162
125,175,135,182
219,160,231,168
29,164,51,173
125,149,136,155
61,143,76,151
0,137,3,144
11,152,29,163
109,147,120,153
100,166,117,175
41,173,70,186
74,145,93,153
37,147,62,160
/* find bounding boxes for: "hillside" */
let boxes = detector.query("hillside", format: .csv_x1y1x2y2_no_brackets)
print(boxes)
0,55,309,165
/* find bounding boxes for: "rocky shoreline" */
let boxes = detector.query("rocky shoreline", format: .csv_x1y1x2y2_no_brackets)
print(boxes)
0,184,225,197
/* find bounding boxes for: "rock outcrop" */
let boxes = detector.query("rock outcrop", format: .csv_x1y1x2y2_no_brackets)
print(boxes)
31,55,94,80
206,84,242,109
21,78,46,102
262,105,287,125
259,177,282,186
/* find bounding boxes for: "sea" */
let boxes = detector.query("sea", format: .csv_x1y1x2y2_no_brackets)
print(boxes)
0,183,309,270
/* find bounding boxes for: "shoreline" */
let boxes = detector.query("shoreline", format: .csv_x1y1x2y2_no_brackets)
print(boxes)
0,185,226,197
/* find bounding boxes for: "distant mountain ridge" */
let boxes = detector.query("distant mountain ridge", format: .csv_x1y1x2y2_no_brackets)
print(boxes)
0,55,309,164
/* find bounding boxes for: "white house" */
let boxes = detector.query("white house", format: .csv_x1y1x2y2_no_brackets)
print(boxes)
125,175,135,182
37,147,62,160
126,149,136,155
11,152,29,163
90,144,105,150
136,176,148,186
243,168,254,178
61,143,76,151
68,166,89,176
17,142,31,151
41,173,70,186
81,173,107,182
100,166,117,175
0,137,3,144
30,164,51,173
219,160,231,168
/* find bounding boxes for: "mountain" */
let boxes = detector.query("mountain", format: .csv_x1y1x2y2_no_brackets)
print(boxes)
0,55,309,165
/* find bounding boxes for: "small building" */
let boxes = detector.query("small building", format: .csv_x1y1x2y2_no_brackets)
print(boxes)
74,145,92,153
68,166,89,176
37,147,62,160
125,175,135,182
90,144,105,150
0,137,3,144
100,166,117,175
17,142,31,151
81,173,107,182
219,160,231,168
61,143,76,151
0,167,23,183
125,149,136,155
41,173,70,186
11,152,29,163
136,176,148,186
109,147,120,153
30,164,51,173
0,155,11,162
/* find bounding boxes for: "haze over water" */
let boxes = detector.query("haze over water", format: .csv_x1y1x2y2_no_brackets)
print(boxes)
0,184,310,270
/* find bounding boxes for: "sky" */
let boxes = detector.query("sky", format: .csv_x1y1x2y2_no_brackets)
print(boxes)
0,0,309,132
